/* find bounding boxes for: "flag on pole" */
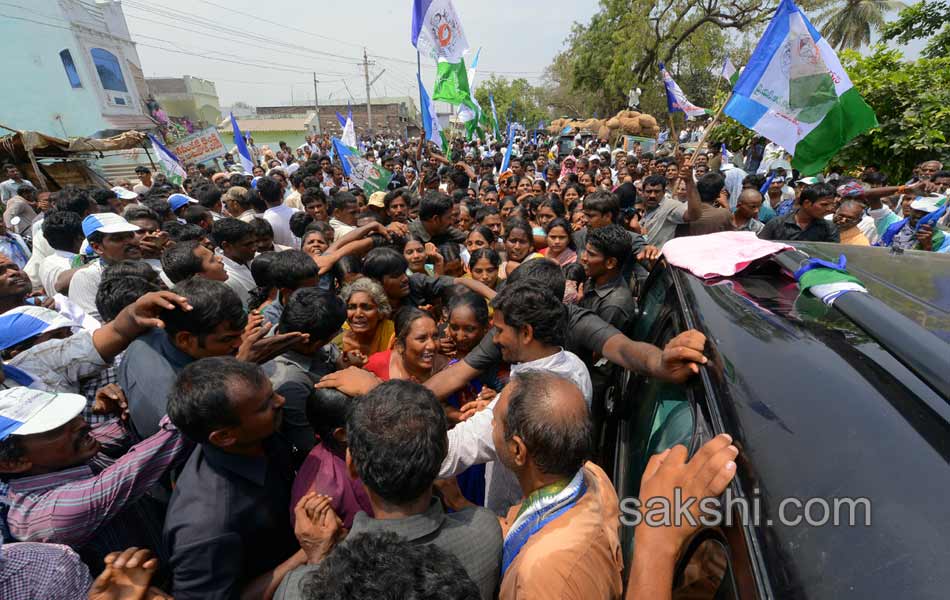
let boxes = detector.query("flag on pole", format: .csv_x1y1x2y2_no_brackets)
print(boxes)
721,57,739,85
412,0,471,106
418,73,449,154
720,143,733,169
657,129,670,145
458,48,484,140
331,137,393,194
147,133,186,185
341,105,357,149
660,63,707,118
228,113,255,174
335,112,347,128
500,123,514,173
724,0,878,175
488,93,500,139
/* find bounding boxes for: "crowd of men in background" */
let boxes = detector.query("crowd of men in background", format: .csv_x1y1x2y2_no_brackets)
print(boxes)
0,126,945,599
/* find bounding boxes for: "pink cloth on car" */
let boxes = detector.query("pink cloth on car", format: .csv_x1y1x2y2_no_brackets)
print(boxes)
661,231,792,279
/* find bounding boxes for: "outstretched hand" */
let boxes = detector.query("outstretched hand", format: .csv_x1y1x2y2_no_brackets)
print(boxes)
88,547,170,600
649,330,708,383
294,492,344,565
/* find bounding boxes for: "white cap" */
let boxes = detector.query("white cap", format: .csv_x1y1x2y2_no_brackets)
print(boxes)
111,186,138,200
909,196,944,213
0,388,86,439
82,213,140,238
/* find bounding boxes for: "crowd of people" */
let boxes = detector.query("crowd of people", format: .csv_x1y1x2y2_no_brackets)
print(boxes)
0,127,946,599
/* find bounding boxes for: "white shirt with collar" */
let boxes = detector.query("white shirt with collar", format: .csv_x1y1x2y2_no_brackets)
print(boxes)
439,348,592,480
67,260,105,322
262,204,300,249
38,249,76,296
221,254,256,306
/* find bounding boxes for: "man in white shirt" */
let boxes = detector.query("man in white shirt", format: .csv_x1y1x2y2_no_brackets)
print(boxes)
0,164,36,203
438,281,592,515
68,214,142,322
258,176,299,248
37,211,83,295
211,218,258,307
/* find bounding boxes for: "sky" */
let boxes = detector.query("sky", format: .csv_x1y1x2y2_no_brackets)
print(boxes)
124,0,601,108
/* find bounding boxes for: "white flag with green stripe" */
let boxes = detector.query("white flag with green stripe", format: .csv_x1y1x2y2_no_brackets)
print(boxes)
723,0,877,175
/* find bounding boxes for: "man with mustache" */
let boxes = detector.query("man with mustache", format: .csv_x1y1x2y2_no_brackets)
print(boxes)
67,213,143,322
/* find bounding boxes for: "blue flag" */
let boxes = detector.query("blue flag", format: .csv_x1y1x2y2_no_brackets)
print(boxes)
759,174,775,195
229,113,255,173
418,72,447,152
335,112,347,128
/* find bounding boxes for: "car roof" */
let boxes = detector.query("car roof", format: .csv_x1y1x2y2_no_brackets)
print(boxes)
669,251,950,599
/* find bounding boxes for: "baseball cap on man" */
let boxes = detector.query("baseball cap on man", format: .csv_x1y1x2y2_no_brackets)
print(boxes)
0,305,79,352
81,213,140,239
910,196,944,213
0,387,86,440
111,186,139,201
368,191,387,208
168,193,198,212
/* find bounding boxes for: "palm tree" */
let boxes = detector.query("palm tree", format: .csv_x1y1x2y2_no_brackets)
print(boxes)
819,0,906,50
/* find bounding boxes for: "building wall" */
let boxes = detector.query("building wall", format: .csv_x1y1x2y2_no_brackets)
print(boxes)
147,75,221,128
0,0,149,137
256,101,418,138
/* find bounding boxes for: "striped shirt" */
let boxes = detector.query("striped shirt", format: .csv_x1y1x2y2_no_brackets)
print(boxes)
3,417,193,563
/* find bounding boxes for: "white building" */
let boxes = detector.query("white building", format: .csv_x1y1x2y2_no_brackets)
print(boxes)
0,0,153,137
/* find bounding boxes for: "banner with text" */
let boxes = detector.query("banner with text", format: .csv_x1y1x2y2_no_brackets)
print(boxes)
170,127,227,165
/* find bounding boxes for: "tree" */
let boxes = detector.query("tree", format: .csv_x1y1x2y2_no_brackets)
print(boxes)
818,0,906,50
881,0,950,58
710,47,950,181
473,76,548,131
548,0,830,118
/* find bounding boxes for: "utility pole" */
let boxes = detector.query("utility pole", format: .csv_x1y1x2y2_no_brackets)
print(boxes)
362,47,374,137
312,73,321,135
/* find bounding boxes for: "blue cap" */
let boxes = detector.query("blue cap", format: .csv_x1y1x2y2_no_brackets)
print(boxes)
0,306,79,351
81,213,140,239
168,193,197,212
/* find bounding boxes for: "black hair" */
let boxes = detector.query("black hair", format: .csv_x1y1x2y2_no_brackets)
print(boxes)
544,217,575,250
419,191,453,221
363,247,408,281
257,176,283,205
124,206,161,228
334,254,362,282
346,379,447,504
166,223,208,243
587,224,633,264
229,173,246,188
195,185,223,210
289,211,315,238
247,251,279,311
475,206,499,223
41,210,84,252
300,531,480,600
491,280,566,347
447,290,489,328
211,217,255,247
247,188,267,213
141,196,172,220
538,197,566,219
96,275,160,322
642,174,668,189
331,191,357,215
270,250,319,290
100,259,160,284
290,171,306,188
52,186,94,215
503,217,532,240
181,204,211,226
562,262,586,284
250,217,274,240
305,387,351,455
504,258,567,305
696,173,726,203
505,370,592,478
161,240,206,284
802,182,836,204
437,242,461,265
167,357,268,443
163,278,247,342
302,187,327,207
468,247,500,270
582,190,620,222
92,188,118,208
393,307,435,347
278,287,347,342
448,167,470,191
467,225,496,246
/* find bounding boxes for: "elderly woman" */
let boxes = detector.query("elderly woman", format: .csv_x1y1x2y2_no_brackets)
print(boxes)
332,277,396,360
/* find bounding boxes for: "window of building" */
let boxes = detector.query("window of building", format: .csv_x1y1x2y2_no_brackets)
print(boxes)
59,49,82,88
90,48,128,93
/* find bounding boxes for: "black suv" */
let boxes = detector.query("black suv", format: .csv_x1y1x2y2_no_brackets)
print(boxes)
604,242,950,599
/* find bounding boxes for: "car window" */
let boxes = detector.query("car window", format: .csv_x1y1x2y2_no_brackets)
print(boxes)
630,269,673,342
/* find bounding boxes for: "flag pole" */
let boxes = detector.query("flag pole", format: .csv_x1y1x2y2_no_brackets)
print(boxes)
692,94,732,160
